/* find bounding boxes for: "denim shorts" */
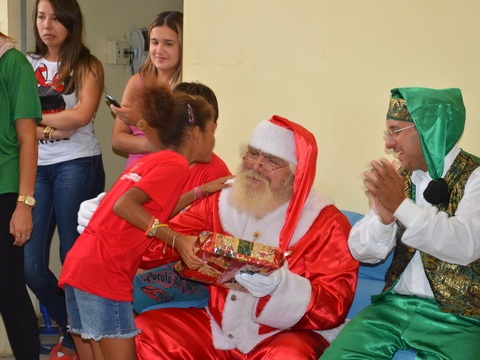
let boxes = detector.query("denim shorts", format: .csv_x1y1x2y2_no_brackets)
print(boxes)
64,285,140,340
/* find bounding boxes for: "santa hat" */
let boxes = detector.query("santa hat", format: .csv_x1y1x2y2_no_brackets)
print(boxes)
248,120,298,165
248,115,318,250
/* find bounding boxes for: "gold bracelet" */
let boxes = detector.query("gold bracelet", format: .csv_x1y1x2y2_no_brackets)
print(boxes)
171,233,178,251
162,227,172,254
164,232,179,254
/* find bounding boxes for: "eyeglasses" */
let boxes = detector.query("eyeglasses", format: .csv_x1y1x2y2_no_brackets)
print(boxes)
383,124,416,140
243,150,289,172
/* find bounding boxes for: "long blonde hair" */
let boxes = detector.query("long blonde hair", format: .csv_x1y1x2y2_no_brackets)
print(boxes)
139,11,183,89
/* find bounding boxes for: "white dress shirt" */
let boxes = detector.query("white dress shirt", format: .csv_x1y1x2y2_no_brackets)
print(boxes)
349,146,480,298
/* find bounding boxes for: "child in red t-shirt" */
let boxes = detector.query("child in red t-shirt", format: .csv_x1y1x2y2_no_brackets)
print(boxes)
59,82,217,360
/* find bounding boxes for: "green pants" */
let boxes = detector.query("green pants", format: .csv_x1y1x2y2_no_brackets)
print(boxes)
321,294,480,359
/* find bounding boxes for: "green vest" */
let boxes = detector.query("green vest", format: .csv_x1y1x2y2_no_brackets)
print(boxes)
381,150,480,319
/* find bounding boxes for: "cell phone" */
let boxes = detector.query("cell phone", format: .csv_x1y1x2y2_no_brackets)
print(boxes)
105,94,121,108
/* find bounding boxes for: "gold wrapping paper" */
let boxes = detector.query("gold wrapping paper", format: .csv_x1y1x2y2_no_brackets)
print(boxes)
175,231,289,291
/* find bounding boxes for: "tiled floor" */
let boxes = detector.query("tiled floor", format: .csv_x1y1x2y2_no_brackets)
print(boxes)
0,317,59,360
38,326,59,360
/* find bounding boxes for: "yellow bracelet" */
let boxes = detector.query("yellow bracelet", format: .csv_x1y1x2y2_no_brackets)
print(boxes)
145,217,167,237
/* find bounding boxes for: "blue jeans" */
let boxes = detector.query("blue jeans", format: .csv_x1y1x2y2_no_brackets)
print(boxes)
25,155,105,350
65,285,139,340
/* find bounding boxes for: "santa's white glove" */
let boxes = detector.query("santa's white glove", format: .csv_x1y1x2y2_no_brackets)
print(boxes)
77,192,106,234
235,269,282,297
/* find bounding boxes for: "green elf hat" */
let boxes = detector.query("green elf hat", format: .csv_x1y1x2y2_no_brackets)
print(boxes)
387,87,465,181
387,87,465,205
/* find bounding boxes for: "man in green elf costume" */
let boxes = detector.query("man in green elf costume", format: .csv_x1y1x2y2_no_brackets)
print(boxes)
322,87,480,359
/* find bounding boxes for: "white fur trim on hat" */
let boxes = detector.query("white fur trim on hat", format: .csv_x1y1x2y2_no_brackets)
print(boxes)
248,120,297,165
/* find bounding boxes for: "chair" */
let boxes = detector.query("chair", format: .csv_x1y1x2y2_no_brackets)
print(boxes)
341,210,416,360
39,303,59,335
38,302,58,354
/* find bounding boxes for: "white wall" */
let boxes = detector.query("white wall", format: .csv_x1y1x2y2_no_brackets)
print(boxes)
0,0,7,33
183,0,480,212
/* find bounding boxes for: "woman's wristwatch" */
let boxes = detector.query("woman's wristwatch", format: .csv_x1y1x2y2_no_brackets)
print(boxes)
43,126,54,140
17,195,37,207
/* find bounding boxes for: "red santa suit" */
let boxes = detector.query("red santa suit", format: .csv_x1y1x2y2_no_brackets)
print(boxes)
135,116,358,358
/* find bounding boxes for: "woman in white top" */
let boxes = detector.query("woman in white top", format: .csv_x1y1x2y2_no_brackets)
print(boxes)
25,0,105,358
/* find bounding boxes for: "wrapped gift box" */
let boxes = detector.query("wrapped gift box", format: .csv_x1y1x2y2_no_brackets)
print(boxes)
175,231,288,291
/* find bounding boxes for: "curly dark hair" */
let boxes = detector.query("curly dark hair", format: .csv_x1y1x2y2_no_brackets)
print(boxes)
139,80,214,148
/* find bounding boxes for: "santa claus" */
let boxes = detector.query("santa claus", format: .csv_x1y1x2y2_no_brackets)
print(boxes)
134,115,359,359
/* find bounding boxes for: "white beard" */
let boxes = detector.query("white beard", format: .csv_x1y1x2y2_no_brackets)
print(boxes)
219,179,334,248
228,169,292,219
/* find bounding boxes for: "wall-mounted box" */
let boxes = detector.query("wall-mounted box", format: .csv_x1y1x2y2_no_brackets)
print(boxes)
105,40,130,65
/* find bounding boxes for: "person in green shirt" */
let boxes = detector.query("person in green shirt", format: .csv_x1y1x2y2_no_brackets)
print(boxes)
0,31,42,360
